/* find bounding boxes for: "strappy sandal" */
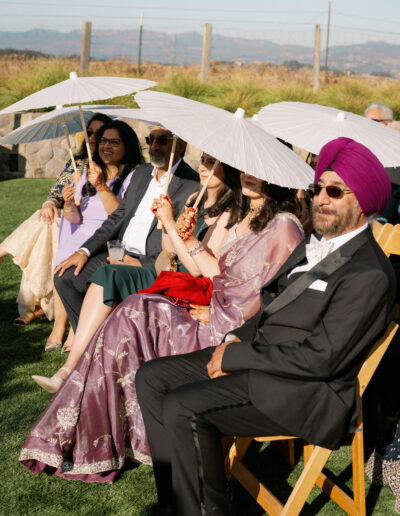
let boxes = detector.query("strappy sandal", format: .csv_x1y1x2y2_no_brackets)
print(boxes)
61,342,72,354
44,341,62,351
32,366,71,394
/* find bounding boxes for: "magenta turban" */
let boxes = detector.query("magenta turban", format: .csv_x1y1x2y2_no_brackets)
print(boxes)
315,137,391,215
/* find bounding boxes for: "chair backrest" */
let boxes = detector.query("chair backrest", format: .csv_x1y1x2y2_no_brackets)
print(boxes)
382,225,400,257
372,220,400,257
357,321,398,398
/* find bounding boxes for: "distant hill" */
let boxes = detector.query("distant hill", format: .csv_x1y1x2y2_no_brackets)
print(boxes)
0,47,53,58
0,29,399,77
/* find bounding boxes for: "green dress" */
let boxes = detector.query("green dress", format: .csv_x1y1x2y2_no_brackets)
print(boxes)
88,209,209,306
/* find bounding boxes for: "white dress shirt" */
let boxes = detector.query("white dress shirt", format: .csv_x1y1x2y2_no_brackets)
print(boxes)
224,224,369,343
122,159,181,255
288,223,368,277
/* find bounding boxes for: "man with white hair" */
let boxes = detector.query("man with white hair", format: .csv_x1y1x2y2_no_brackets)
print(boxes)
364,102,393,127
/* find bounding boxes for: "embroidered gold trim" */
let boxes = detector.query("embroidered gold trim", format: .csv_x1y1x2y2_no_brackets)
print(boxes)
20,447,152,474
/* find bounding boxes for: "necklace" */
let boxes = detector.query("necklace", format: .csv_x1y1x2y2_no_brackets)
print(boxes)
248,204,263,222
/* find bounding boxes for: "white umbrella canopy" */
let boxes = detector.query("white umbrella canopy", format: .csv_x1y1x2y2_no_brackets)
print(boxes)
94,107,158,126
0,105,113,144
0,73,156,115
134,91,314,189
0,106,154,144
256,101,400,167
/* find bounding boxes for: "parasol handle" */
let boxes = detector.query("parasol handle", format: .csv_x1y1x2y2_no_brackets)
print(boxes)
157,135,178,230
193,159,220,210
61,115,78,175
78,103,93,163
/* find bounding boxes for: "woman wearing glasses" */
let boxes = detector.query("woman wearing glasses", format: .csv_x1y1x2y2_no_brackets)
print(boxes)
55,120,143,268
0,113,111,335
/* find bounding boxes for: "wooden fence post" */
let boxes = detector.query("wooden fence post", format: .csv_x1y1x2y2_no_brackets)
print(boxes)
313,24,321,92
200,23,212,82
80,21,92,76
137,11,144,77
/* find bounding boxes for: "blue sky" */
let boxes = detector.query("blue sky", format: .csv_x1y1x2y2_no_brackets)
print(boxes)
1,0,400,47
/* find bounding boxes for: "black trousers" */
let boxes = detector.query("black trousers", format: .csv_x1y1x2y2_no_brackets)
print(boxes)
53,252,108,331
135,347,289,516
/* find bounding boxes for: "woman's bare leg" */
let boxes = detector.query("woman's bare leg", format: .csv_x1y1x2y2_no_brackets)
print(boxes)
55,283,114,379
61,326,75,353
45,290,69,349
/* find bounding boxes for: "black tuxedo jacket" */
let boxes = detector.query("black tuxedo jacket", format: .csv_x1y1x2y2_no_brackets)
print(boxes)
222,226,396,449
82,161,199,269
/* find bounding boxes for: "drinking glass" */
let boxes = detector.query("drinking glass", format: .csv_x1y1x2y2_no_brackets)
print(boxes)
107,240,125,261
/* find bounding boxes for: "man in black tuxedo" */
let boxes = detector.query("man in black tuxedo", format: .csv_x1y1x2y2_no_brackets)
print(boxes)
135,137,396,516
54,126,199,330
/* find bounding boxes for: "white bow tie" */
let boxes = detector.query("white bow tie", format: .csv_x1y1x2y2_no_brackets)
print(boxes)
305,234,334,264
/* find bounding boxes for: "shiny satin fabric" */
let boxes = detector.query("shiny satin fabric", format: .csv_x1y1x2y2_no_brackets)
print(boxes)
20,212,304,482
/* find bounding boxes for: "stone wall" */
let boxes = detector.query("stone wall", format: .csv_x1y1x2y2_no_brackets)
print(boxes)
0,112,201,180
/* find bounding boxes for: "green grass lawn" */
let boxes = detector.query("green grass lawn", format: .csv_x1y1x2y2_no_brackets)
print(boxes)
0,178,397,515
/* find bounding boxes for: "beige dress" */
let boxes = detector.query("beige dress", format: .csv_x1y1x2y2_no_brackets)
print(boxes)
1,159,85,319
2,211,60,319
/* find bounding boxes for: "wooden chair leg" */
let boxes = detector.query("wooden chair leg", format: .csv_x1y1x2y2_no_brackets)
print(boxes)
282,446,332,516
225,437,253,479
352,427,366,516
273,439,296,467
303,441,314,465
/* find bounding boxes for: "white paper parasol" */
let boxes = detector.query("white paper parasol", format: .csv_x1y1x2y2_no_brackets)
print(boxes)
256,101,400,167
0,73,156,115
135,91,313,189
0,72,156,161
0,106,154,144
1,106,112,145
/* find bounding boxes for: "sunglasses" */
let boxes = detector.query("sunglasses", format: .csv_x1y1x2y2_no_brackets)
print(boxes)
309,183,353,199
145,135,173,146
87,130,100,137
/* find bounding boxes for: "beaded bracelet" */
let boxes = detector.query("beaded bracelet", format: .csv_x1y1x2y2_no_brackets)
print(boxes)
188,242,204,257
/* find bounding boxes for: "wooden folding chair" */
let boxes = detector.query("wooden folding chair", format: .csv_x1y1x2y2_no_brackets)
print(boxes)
372,220,400,256
225,321,398,516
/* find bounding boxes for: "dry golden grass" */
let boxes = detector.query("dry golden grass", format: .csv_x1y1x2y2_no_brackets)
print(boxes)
1,55,400,117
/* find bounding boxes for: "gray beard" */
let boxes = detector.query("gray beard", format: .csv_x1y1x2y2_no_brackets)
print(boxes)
149,151,167,168
312,202,361,238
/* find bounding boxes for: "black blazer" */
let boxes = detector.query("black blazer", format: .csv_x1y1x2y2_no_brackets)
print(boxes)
82,161,199,268
222,226,396,449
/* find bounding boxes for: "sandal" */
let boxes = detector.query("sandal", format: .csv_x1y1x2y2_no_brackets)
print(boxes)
61,342,72,354
44,341,62,351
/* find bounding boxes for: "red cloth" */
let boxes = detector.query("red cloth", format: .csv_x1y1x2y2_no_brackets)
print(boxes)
138,271,213,306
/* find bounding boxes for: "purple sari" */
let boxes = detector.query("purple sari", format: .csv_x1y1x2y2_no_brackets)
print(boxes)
20,213,304,482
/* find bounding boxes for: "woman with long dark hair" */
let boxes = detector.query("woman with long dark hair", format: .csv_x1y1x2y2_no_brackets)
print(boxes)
21,167,305,481
54,119,144,267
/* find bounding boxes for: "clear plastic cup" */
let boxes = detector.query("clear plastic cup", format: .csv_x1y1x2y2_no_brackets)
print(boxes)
107,240,125,261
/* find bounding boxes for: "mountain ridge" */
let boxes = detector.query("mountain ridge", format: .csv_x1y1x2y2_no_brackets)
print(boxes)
0,29,398,77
